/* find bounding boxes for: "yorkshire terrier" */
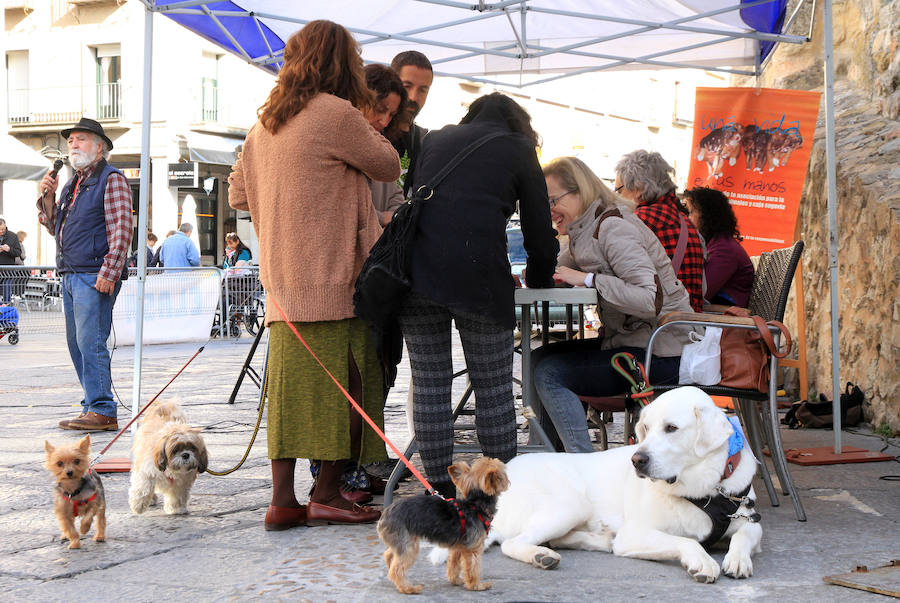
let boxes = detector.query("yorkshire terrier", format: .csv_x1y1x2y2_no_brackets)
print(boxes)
44,435,107,549
129,400,208,515
377,457,509,594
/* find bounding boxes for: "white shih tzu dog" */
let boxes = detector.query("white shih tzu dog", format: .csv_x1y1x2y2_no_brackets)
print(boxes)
129,400,208,515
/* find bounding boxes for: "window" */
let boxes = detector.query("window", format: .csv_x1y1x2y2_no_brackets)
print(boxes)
6,50,29,123
201,52,221,121
94,44,121,119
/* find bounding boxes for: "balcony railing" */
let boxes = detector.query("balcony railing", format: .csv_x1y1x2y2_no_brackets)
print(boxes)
7,82,122,125
201,77,218,122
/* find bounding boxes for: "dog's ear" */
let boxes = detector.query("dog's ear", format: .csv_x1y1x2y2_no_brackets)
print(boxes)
693,404,734,457
481,463,509,495
447,461,469,488
196,444,208,474
155,437,169,471
77,434,91,454
635,417,648,443
45,440,55,456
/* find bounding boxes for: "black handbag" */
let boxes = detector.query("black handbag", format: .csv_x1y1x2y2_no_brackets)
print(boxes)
353,130,508,334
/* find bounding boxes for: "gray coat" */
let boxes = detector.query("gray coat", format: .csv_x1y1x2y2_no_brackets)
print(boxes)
558,201,694,357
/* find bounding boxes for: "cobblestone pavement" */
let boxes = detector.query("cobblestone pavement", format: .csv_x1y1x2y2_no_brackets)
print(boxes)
1,332,898,602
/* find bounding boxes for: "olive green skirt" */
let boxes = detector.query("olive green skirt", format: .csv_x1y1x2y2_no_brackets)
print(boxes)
266,318,386,462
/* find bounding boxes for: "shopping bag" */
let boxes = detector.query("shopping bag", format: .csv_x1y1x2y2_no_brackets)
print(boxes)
678,327,722,385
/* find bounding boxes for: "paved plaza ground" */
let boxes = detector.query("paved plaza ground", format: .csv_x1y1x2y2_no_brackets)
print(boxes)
1,331,898,601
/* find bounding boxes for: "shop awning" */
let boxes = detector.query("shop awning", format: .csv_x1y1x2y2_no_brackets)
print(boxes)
0,135,50,181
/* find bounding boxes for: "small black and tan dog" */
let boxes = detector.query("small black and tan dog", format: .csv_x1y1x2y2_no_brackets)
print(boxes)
45,434,107,549
377,457,509,594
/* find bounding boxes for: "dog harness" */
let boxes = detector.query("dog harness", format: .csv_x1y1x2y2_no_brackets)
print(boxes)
58,470,99,517
685,418,761,549
447,498,492,536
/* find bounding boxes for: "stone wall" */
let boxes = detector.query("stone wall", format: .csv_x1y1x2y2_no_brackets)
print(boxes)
736,0,900,432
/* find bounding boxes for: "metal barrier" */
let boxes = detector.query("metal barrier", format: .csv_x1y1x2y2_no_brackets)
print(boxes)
0,266,64,341
219,266,264,339
0,265,233,345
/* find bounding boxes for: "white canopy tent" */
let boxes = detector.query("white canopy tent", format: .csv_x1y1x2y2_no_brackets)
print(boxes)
131,0,844,451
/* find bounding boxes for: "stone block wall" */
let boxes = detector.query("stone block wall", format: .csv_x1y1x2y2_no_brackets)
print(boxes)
736,0,900,431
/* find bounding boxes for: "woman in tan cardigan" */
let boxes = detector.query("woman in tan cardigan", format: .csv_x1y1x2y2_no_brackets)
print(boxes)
228,21,400,529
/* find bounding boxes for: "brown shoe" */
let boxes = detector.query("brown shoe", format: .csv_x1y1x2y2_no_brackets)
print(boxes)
340,488,374,505
306,501,381,526
264,504,307,531
58,412,86,429
63,412,118,431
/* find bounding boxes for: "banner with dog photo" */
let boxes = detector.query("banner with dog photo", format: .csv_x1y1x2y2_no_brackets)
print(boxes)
687,87,821,257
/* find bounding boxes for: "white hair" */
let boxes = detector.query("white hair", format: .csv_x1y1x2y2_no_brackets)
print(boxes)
91,134,111,160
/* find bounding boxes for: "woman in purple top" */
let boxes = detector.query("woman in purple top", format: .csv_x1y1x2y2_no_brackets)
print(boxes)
683,187,755,307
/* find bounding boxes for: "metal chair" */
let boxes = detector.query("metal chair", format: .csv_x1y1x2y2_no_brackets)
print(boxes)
646,241,806,521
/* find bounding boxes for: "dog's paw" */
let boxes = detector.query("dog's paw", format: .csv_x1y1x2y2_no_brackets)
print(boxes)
398,583,422,595
722,551,753,579
67,539,81,550
93,534,106,543
465,581,491,591
682,550,719,583
532,548,561,570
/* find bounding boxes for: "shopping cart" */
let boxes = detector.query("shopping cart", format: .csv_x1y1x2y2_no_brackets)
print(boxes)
0,305,20,345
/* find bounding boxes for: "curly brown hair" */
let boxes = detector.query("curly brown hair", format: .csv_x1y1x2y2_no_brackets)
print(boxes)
259,20,370,134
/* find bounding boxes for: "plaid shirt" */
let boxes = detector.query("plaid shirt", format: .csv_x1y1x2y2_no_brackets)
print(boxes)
39,159,133,282
634,192,705,312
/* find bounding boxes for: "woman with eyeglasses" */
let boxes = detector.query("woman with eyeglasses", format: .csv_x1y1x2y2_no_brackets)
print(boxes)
614,150,705,312
683,186,754,307
399,92,558,498
533,156,695,453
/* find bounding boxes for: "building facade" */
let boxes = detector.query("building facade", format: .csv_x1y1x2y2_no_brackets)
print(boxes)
3,0,274,265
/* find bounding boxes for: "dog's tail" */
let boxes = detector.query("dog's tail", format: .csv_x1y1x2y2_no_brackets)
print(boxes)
428,529,498,566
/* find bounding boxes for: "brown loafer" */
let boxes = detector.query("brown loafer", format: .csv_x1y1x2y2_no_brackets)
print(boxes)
340,488,374,505
63,411,118,431
264,504,307,531
306,501,381,526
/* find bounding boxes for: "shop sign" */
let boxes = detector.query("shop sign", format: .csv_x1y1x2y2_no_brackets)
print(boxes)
168,162,199,188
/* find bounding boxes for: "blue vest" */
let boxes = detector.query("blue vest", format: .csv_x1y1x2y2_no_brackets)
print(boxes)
55,160,126,275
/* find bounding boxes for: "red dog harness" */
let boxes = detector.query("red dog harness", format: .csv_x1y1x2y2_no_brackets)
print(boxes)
58,470,99,517
447,498,492,536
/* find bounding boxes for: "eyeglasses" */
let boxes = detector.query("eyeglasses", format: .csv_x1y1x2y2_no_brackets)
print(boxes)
615,185,625,194
548,190,575,209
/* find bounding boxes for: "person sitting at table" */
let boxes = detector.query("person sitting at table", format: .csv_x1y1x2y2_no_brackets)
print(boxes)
399,92,558,498
614,149,705,312
532,156,695,453
683,186,755,307
223,232,252,269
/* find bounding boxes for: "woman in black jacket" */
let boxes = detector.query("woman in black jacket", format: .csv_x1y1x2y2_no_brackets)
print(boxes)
399,92,558,497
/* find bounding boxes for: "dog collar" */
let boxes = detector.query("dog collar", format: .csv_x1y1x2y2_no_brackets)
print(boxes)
722,417,745,480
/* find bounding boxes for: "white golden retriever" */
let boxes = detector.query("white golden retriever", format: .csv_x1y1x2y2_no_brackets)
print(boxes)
434,387,763,583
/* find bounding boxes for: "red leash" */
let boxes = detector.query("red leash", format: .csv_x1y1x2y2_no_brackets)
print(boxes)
268,296,437,495
90,346,205,467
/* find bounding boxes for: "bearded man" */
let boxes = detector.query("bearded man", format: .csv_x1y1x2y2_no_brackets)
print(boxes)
38,118,133,431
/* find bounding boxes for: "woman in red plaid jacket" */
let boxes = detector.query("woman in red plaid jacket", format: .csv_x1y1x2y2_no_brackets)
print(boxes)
614,150,704,312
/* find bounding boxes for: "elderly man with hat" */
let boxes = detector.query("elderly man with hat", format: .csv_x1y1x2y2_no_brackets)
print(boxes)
38,118,133,431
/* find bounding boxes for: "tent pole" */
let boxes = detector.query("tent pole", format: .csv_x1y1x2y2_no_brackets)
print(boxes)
131,5,154,429
822,0,841,453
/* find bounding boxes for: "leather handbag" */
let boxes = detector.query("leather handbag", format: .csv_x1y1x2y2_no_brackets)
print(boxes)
353,130,508,335
718,307,792,392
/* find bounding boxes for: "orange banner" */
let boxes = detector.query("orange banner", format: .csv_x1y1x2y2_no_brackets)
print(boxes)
687,87,821,256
